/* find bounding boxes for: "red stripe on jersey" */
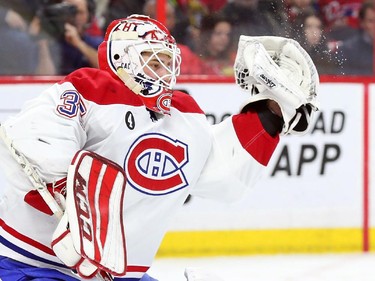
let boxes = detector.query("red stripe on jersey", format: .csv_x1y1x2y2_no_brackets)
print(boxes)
59,68,205,114
60,68,144,107
232,110,279,166
171,91,205,114
0,218,55,256
126,265,149,272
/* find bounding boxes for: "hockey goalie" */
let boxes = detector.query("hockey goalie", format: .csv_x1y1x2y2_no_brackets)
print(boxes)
0,14,318,281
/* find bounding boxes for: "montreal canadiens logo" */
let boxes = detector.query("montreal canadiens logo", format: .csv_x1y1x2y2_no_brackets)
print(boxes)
125,133,189,195
157,93,172,113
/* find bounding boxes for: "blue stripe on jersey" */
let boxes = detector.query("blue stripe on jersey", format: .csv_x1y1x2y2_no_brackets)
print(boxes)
0,237,157,281
114,274,158,281
0,235,66,268
0,255,79,281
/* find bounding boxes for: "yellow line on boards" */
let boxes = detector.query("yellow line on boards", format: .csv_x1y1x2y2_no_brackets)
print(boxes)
156,228,365,257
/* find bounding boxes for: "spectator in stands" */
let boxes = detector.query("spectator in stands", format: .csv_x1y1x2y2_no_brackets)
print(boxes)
143,0,178,39
285,0,318,23
185,0,209,33
102,0,145,31
30,0,103,75
317,0,362,45
197,13,235,76
220,0,290,51
159,0,202,52
339,1,375,75
91,0,108,29
143,0,207,75
0,6,37,75
0,0,39,23
292,8,340,75
200,0,227,13
84,0,104,37
261,0,292,35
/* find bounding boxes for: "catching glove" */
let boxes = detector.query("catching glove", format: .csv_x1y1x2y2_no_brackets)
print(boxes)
234,35,319,135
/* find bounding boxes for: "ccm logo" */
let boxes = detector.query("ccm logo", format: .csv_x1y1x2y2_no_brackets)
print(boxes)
259,73,276,88
74,173,93,242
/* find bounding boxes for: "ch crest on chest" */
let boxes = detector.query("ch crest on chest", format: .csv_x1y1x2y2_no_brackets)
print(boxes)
124,133,189,195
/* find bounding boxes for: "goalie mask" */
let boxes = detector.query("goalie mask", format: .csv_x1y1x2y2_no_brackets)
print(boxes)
98,15,181,114
234,35,319,135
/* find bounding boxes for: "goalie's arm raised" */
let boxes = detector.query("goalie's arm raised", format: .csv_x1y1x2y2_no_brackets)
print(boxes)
191,103,282,201
191,35,319,201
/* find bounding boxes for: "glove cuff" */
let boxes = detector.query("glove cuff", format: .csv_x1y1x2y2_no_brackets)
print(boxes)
241,100,283,137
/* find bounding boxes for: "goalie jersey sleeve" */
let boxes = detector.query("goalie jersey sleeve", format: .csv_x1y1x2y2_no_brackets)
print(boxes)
192,109,279,201
0,67,279,280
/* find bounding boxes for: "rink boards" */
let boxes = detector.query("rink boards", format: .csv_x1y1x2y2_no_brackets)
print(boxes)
0,78,374,256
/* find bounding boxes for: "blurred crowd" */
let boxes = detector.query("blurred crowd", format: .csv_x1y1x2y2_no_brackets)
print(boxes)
0,0,374,76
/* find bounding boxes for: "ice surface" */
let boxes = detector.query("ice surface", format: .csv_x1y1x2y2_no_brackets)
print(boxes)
148,253,375,281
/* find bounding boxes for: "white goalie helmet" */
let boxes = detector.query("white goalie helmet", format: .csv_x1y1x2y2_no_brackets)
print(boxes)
234,35,319,135
98,14,181,114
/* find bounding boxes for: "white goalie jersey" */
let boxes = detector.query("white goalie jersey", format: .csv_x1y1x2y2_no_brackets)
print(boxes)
0,68,279,280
